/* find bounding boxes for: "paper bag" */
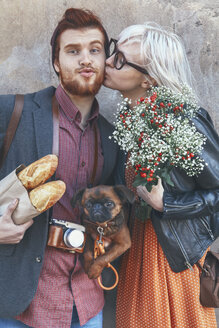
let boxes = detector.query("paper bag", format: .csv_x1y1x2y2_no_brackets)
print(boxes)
0,165,40,225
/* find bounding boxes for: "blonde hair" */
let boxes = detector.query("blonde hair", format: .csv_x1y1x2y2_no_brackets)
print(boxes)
118,23,195,94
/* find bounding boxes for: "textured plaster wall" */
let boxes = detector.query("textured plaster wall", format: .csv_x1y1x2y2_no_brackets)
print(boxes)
0,0,218,130
0,0,219,325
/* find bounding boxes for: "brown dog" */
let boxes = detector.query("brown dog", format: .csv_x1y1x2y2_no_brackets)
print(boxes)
71,185,135,279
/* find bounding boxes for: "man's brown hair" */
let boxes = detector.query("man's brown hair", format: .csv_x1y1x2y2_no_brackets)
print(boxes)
50,8,109,75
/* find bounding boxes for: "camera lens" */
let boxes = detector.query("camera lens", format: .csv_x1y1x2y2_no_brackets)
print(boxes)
63,229,84,248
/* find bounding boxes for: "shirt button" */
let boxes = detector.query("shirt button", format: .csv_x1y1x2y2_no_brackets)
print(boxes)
35,256,42,263
81,161,86,167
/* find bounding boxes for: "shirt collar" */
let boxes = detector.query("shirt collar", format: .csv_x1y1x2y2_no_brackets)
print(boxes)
55,85,99,124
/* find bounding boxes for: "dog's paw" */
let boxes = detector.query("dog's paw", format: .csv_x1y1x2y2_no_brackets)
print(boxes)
87,263,104,279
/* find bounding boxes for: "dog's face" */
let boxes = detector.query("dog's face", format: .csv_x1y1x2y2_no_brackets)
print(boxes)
71,185,135,224
81,186,122,223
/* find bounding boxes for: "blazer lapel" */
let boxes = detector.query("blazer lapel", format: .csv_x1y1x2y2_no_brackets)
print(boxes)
33,87,55,159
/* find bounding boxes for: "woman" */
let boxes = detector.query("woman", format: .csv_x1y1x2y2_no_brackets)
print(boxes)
104,23,219,328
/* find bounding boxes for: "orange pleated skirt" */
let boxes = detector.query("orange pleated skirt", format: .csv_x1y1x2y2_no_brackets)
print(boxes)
116,218,217,328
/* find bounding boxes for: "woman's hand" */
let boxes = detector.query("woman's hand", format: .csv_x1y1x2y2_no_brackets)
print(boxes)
136,178,164,212
0,199,33,244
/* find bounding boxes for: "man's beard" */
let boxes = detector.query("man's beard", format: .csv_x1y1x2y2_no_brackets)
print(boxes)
59,69,104,96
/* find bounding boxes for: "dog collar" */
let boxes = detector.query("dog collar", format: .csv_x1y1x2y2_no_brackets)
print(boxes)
84,217,116,229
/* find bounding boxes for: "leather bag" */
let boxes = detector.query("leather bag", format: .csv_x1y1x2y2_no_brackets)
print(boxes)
199,250,219,308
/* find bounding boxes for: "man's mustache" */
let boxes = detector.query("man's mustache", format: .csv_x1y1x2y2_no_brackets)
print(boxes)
77,67,99,73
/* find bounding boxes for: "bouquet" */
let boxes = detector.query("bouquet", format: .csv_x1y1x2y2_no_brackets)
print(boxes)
112,85,206,192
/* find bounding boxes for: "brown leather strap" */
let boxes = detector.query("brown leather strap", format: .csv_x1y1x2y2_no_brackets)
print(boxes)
52,96,59,156
0,94,24,169
90,124,98,186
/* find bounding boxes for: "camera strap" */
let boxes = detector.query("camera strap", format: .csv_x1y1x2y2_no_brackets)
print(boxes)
0,94,60,169
52,95,59,157
0,94,24,169
90,124,98,187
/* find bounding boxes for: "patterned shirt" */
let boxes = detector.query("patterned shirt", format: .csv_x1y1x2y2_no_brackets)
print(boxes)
16,85,105,327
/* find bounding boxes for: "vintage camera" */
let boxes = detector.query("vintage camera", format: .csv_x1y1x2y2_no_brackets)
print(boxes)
47,218,86,253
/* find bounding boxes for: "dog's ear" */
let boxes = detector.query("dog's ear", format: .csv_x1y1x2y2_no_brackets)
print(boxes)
71,189,85,208
113,185,135,204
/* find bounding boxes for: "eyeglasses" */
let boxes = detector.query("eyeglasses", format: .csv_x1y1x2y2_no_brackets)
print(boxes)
109,38,149,75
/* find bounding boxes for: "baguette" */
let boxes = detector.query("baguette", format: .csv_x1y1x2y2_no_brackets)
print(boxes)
29,181,66,212
17,155,58,190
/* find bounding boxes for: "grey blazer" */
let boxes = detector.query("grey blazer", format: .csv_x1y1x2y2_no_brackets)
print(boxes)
0,86,121,317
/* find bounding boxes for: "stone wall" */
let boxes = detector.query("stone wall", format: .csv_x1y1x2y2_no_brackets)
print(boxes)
0,0,218,130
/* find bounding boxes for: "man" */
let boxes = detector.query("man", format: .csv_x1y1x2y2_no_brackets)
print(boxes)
0,8,120,328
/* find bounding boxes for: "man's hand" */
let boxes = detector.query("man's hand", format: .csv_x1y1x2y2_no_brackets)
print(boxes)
0,199,33,244
136,178,164,212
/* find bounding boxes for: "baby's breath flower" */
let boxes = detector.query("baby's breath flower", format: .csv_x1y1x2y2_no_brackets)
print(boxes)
111,85,206,191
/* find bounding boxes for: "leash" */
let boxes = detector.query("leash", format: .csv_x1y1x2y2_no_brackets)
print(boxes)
94,226,119,290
